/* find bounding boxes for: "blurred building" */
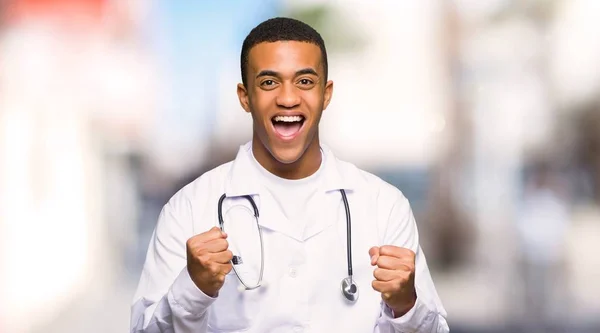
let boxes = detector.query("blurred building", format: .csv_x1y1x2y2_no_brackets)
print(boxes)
0,0,599,332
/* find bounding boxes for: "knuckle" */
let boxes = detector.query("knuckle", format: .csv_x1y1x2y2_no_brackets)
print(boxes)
198,254,211,267
216,238,228,248
373,268,379,279
208,263,220,276
400,263,414,273
379,245,390,255
225,250,234,261
186,238,197,252
378,256,389,267
404,249,416,261
213,227,225,237
199,227,220,241
369,246,379,256
215,274,226,284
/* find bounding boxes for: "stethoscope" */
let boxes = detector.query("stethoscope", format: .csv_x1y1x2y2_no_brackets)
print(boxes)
217,189,359,302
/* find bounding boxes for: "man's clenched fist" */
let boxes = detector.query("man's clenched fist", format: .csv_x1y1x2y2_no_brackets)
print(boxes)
187,226,234,297
369,245,417,317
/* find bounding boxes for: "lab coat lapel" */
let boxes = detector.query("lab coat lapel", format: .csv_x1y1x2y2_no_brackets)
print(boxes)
224,143,261,197
302,190,344,241
303,145,360,240
255,193,305,242
224,142,303,241
223,142,364,242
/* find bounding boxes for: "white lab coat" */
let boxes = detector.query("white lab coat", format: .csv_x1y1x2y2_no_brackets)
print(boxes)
131,142,449,332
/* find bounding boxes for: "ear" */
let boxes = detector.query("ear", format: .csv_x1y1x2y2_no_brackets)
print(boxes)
237,83,251,113
322,80,334,110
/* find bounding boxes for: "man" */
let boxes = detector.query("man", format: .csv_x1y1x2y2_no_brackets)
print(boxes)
131,17,449,332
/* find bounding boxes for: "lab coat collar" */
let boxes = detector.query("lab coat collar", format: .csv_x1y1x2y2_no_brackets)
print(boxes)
225,141,361,242
224,141,359,198
224,142,261,197
319,144,360,193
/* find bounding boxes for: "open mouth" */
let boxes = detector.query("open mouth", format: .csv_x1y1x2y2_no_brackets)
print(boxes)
271,115,306,138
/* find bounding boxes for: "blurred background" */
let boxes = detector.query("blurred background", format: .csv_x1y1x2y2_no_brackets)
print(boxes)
1,0,599,332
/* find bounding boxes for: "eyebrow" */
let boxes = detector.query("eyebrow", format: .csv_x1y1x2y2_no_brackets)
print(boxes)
295,68,319,76
256,68,319,79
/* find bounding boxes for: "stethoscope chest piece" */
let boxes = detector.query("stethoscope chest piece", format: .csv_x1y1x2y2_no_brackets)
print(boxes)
341,276,359,302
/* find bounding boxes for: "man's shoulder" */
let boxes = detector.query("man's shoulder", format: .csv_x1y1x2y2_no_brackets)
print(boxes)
168,160,234,204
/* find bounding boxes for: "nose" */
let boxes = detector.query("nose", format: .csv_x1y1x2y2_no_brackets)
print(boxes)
276,83,301,108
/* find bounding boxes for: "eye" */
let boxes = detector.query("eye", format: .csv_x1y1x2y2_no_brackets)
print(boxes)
261,79,275,86
298,78,313,85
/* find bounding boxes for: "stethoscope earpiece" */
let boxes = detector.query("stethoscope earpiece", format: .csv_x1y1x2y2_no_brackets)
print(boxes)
341,276,359,302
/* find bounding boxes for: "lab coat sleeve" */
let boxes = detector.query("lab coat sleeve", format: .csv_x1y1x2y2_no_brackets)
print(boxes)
374,187,450,333
130,194,217,333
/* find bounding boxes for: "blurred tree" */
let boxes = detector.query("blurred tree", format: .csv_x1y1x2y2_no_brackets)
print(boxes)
282,3,367,54
421,0,475,272
574,100,600,205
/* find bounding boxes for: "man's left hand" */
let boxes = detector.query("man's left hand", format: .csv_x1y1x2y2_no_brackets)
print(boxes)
369,245,417,318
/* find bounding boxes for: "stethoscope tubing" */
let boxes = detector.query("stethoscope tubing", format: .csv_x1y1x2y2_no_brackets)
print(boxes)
217,194,265,290
339,189,353,280
217,189,357,301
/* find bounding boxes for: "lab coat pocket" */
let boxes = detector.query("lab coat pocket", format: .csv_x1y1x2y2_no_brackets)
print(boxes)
208,270,261,332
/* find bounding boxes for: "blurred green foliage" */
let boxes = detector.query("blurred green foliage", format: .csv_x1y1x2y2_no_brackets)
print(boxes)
282,4,367,53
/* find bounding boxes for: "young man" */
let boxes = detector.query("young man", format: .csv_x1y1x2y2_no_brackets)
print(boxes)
131,17,449,332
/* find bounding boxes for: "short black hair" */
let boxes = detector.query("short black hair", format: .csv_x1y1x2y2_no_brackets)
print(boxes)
240,17,328,87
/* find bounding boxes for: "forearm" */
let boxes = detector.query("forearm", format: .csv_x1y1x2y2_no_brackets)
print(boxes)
389,293,417,319
131,268,215,333
376,190,449,332
376,298,449,333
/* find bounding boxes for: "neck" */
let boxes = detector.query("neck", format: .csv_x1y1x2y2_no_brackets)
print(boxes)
252,136,322,180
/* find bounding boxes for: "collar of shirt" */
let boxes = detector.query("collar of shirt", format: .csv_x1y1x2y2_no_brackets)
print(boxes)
222,141,361,241
224,141,360,197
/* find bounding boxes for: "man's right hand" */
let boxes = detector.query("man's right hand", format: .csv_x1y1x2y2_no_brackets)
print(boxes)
186,226,233,297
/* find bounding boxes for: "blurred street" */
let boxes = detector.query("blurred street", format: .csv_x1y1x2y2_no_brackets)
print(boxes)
1,0,600,332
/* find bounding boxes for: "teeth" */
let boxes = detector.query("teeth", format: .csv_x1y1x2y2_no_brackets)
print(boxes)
273,115,303,122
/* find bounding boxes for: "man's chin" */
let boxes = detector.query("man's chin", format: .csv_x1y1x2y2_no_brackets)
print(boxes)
265,140,304,162
271,148,303,165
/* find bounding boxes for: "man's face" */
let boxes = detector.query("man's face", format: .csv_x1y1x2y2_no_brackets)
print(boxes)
237,41,333,165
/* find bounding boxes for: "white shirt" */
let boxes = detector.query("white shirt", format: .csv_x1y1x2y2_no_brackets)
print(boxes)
248,146,324,225
130,141,449,333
